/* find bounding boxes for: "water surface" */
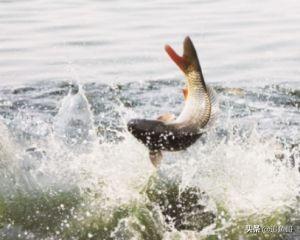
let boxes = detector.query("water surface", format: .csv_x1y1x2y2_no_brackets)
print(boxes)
0,0,299,239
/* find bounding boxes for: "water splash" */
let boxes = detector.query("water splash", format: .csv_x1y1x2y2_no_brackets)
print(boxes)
0,80,298,239
178,128,299,217
53,83,97,151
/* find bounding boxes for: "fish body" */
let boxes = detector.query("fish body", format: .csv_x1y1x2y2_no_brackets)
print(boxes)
127,37,217,166
127,119,202,152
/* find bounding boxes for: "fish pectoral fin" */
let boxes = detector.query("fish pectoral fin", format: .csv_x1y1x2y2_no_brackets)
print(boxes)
182,87,188,100
149,150,162,167
157,113,176,123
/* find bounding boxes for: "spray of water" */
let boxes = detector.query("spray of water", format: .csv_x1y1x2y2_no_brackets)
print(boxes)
0,83,299,239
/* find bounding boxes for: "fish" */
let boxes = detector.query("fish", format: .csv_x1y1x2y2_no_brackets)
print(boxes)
127,36,218,167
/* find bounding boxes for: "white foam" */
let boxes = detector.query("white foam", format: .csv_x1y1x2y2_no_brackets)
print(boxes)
162,126,300,218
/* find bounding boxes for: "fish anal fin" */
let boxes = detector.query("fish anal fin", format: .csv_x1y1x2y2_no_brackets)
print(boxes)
157,113,175,123
149,150,162,167
182,87,188,100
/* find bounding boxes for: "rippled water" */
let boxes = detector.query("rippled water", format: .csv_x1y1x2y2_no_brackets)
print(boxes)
0,0,299,239
1,0,300,86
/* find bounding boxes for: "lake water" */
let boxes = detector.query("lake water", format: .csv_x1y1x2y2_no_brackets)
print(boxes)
0,0,299,239
0,0,300,87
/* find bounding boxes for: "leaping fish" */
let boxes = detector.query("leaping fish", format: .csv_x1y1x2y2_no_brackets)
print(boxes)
127,36,217,167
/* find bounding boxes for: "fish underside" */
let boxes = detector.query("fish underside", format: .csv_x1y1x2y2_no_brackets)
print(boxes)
127,36,217,167
127,119,202,151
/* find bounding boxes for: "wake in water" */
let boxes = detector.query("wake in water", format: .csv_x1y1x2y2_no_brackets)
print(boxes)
0,80,299,239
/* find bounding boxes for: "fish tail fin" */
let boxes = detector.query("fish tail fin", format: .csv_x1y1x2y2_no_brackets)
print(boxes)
165,36,204,79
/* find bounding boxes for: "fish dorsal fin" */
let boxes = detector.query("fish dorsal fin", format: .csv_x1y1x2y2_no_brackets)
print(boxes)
182,88,188,100
149,150,162,167
157,113,176,123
